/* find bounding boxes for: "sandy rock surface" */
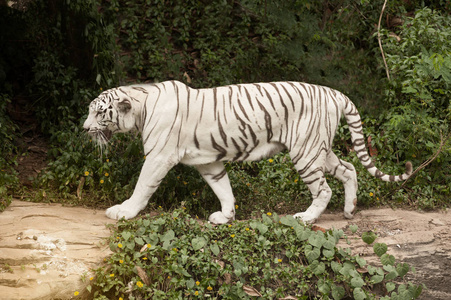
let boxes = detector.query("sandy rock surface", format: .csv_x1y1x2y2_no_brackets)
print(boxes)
0,200,113,300
315,208,451,300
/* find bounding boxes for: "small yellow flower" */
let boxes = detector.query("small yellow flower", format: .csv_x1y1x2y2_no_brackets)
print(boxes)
230,234,235,238
267,212,272,216
246,183,251,186
110,273,115,277
228,224,232,228
245,228,250,231
194,291,199,296
119,260,123,264
147,244,151,248
369,192,374,197
278,259,282,263
142,257,148,260
106,159,110,162
377,197,380,201
167,275,171,279
207,286,213,291
74,291,79,296
100,179,104,184
235,204,239,209
105,172,109,177
118,243,123,248
136,281,143,288
143,156,146,159
84,171,89,176
294,178,299,183
192,192,196,196
100,87,103,91
90,277,94,281
196,281,200,286
183,181,188,185
119,298,123,300
268,159,274,163
173,248,178,252
412,154,416,158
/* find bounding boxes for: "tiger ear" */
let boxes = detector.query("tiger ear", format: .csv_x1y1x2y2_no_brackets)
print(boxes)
117,99,131,113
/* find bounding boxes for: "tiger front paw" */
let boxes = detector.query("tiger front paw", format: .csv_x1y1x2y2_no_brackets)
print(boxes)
293,212,317,224
208,211,234,225
105,204,140,220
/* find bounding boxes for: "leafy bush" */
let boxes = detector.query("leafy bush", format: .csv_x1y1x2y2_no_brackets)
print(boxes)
378,7,451,208
85,208,423,299
0,94,19,211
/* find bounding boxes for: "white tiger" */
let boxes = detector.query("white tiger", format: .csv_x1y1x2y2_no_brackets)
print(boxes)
83,80,412,224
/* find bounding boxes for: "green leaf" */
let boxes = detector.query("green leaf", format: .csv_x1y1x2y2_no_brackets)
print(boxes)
280,215,299,228
353,287,366,300
161,230,175,242
396,262,410,278
349,224,358,234
308,232,325,248
361,231,377,245
323,248,335,259
339,262,355,276
371,274,384,284
121,231,131,241
134,237,144,246
323,235,337,250
251,221,269,235
355,256,367,268
351,276,365,288
381,253,396,266
317,278,330,294
304,245,320,263
331,261,342,273
310,260,326,275
385,270,398,280
331,284,345,300
386,282,396,293
210,243,220,256
295,226,311,241
409,284,423,298
373,243,388,257
192,237,207,251
96,73,102,85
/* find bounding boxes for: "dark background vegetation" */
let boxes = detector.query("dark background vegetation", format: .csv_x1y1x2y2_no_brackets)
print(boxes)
0,0,450,219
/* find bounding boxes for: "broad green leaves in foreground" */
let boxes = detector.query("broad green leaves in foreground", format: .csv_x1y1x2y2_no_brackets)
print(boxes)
87,210,423,299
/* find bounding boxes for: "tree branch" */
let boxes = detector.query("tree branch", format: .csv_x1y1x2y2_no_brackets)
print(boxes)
377,0,390,81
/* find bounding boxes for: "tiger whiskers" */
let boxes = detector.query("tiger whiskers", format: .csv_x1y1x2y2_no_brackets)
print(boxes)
95,130,110,159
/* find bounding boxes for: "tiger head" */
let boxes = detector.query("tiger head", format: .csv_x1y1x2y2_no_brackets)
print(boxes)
83,88,137,145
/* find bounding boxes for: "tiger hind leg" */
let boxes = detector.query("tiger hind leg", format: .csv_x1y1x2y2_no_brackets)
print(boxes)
292,157,332,223
325,152,358,219
195,162,235,224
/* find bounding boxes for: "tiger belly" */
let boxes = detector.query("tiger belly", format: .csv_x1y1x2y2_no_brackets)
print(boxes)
179,142,286,165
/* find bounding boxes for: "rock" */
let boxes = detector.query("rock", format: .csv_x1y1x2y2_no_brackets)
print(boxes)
316,208,451,300
0,200,113,300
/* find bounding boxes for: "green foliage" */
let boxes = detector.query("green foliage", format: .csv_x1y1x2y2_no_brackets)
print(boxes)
378,8,451,208
0,94,19,211
87,209,423,299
